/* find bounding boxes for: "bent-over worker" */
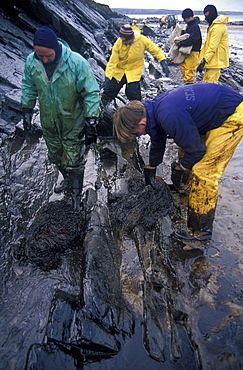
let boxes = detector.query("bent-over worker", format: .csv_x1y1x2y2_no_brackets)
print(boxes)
113,83,243,241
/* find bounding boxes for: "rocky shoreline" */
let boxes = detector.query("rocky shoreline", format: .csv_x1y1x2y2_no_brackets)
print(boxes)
0,1,243,369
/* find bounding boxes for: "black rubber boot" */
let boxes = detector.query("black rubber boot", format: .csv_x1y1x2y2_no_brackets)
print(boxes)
54,167,70,194
174,229,196,240
188,207,215,231
143,167,156,188
187,207,214,240
175,228,212,241
69,171,84,210
193,229,212,241
175,208,214,241
54,175,70,193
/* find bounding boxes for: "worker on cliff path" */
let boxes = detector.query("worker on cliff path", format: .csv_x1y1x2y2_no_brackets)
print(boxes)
101,24,169,105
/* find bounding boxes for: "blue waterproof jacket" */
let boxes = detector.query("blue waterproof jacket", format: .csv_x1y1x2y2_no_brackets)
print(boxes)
143,83,243,170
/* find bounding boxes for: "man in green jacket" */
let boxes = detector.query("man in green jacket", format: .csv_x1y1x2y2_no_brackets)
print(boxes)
102,24,169,105
21,26,100,209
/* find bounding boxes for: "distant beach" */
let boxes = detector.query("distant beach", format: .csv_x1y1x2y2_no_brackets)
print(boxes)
121,12,243,23
124,14,243,63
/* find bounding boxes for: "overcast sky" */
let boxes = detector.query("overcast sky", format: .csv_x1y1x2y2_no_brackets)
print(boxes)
102,0,243,12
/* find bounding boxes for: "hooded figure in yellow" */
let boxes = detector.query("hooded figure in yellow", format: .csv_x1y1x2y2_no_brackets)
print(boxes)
197,5,229,83
131,20,141,34
101,24,169,104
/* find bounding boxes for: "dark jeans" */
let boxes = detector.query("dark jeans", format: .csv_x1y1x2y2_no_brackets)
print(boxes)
104,75,141,101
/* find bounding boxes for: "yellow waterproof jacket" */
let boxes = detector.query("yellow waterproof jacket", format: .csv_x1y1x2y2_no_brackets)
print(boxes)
200,15,229,69
105,34,166,83
132,25,141,34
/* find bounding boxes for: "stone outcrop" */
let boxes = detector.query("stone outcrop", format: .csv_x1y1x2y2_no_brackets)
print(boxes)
0,1,243,369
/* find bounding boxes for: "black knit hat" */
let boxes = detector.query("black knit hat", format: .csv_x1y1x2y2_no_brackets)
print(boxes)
34,26,59,53
119,24,134,40
182,8,194,19
33,26,62,64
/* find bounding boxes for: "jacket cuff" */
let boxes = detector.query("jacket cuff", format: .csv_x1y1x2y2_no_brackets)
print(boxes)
179,163,189,171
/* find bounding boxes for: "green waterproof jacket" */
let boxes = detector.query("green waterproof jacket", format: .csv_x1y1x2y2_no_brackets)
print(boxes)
21,41,100,171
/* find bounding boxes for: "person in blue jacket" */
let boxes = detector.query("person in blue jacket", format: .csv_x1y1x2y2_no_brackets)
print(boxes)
21,26,100,209
174,8,202,84
113,83,243,241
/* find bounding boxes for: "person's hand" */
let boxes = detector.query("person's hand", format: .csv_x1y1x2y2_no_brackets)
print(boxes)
144,166,156,188
22,107,33,133
103,77,110,90
174,38,181,45
161,60,170,77
84,118,98,147
197,58,206,73
171,162,190,191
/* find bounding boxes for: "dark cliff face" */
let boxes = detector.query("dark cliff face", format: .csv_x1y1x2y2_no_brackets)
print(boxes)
0,0,121,229
0,0,133,268
0,0,124,60
0,0,126,120
79,0,125,19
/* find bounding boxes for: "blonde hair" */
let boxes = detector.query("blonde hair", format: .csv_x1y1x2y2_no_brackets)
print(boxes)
113,100,146,143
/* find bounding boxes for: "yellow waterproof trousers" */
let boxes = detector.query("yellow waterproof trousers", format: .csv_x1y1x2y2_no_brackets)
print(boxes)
180,52,200,84
202,68,220,83
188,102,243,232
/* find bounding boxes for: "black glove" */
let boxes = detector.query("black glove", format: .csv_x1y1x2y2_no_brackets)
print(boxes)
84,117,98,147
197,58,206,73
22,107,33,133
103,77,110,90
161,60,169,77
144,166,156,189
171,162,190,191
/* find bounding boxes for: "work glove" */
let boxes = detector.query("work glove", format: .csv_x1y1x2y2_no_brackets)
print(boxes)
160,60,170,77
144,166,156,189
103,77,110,90
22,107,33,133
197,58,206,73
84,117,98,147
171,162,190,192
